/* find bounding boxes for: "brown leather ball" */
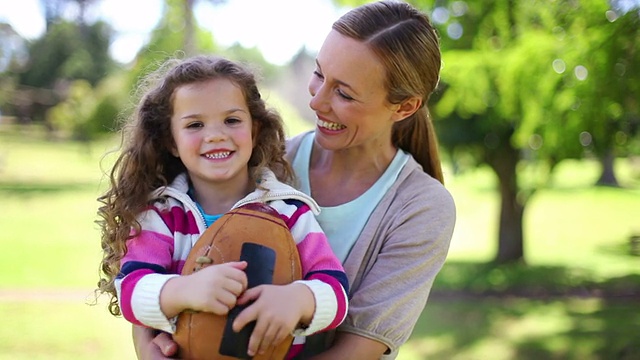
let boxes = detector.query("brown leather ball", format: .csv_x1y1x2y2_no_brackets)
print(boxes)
173,203,302,360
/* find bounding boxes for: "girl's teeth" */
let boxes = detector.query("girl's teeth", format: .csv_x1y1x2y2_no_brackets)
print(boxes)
317,119,346,130
205,152,230,159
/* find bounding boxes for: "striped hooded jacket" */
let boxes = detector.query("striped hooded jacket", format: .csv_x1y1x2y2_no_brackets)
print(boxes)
115,168,349,356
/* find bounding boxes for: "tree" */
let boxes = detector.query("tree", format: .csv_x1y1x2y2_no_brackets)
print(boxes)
15,19,114,124
0,23,29,118
439,0,639,262
333,0,640,263
555,2,640,186
125,0,218,88
127,0,277,95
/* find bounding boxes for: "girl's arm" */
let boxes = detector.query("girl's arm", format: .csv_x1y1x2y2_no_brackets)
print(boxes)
159,261,248,319
116,209,180,333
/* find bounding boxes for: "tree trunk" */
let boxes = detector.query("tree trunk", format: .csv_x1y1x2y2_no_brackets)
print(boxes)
486,139,525,264
183,0,196,56
596,148,619,187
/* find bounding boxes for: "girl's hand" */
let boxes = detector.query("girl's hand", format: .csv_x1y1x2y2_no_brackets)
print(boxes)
232,283,315,357
160,261,248,318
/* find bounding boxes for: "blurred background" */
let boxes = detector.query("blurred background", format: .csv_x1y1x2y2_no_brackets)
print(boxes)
0,0,639,359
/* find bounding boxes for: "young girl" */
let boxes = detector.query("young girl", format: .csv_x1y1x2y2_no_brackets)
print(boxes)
96,55,349,358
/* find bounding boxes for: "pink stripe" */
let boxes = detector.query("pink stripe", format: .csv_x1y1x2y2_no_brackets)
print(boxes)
157,206,200,235
174,259,186,274
296,232,344,275
286,344,304,359
123,232,174,268
308,273,348,330
285,203,310,229
120,269,154,325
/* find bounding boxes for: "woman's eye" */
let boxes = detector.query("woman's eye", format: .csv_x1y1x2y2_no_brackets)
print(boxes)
313,70,324,80
337,89,354,100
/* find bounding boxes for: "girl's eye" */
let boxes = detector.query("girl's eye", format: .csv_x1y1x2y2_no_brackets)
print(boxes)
186,122,203,129
225,117,242,125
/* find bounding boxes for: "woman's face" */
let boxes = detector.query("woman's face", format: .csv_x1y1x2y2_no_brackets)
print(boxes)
308,30,403,153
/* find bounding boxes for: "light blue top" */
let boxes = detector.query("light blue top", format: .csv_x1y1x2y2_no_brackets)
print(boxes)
291,132,409,262
188,188,223,227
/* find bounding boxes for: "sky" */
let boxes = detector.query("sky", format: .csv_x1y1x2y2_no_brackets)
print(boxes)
0,0,348,65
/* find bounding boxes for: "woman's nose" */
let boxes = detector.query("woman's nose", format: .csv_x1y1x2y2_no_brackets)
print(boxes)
308,81,329,113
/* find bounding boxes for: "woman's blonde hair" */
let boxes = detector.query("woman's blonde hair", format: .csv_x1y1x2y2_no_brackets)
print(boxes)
333,0,444,183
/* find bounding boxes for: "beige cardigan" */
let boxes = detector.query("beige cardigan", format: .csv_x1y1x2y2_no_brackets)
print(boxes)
286,132,456,359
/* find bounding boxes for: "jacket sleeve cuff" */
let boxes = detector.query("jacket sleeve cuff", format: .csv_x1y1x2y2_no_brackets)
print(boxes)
131,273,180,334
291,279,337,336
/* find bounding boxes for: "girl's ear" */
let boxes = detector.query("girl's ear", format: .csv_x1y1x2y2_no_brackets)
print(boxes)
170,141,180,157
391,96,422,122
252,120,260,148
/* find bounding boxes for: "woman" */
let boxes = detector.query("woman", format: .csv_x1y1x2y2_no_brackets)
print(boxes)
134,1,455,359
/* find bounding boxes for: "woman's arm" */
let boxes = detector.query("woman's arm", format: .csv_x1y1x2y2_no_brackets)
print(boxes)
308,332,387,360
334,174,456,356
132,325,177,360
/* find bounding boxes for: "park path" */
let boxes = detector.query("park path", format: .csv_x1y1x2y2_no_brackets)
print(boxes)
3,287,639,304
0,288,97,302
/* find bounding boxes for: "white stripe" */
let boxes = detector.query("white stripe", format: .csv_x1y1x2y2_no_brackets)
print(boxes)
292,279,338,336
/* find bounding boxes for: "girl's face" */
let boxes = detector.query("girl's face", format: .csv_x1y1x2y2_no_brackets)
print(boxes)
308,30,406,153
170,78,254,191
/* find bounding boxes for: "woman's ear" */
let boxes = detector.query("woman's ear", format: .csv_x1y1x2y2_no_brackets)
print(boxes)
392,96,422,122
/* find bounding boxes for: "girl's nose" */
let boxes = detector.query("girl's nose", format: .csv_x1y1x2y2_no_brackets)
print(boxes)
205,124,227,142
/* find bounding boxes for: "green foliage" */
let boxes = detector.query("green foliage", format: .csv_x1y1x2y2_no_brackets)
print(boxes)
44,71,128,141
48,80,96,140
126,0,220,92
262,90,315,137
19,20,114,88
425,0,640,261
8,18,115,125
223,44,280,80
433,0,640,164
558,3,640,158
86,94,122,135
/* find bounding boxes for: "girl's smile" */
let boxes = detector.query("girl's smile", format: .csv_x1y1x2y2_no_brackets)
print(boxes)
203,150,233,160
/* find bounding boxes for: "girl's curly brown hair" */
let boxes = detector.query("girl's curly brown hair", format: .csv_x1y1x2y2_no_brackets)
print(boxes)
96,55,294,316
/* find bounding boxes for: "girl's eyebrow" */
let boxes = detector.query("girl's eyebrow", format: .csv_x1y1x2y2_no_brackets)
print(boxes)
225,108,249,115
178,108,249,120
177,113,201,120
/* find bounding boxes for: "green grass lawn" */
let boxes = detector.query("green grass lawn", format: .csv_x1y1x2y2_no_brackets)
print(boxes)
1,127,639,359
0,298,134,360
445,159,640,276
